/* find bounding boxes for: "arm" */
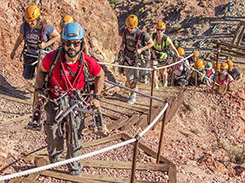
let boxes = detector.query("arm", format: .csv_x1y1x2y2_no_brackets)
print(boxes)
35,60,48,89
10,33,24,59
94,69,105,96
91,68,105,108
40,29,60,49
169,42,181,60
34,60,49,107
138,39,154,54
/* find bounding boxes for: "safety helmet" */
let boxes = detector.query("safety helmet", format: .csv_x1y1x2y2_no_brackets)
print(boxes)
206,62,212,70
221,62,228,70
217,63,221,71
156,21,166,30
227,60,233,69
177,47,185,56
194,59,204,70
193,50,199,57
212,61,216,69
60,15,74,29
126,14,138,28
62,22,84,40
24,5,40,22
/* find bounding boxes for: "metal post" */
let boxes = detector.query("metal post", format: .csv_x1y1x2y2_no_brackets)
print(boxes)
130,139,139,183
156,110,167,163
212,44,221,94
148,68,155,125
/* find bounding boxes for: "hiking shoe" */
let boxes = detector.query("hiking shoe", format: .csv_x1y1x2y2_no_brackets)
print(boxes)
69,170,81,177
49,156,61,163
127,95,136,104
98,123,107,131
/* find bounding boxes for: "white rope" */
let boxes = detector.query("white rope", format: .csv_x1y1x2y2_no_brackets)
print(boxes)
139,103,168,137
0,103,169,182
98,54,193,71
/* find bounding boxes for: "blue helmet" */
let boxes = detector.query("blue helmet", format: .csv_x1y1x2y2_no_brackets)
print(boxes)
62,22,84,40
170,50,175,56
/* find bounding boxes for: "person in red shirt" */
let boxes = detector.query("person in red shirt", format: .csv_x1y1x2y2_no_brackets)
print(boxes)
34,22,104,176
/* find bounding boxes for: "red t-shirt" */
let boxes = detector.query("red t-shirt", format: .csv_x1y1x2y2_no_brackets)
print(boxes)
42,50,101,98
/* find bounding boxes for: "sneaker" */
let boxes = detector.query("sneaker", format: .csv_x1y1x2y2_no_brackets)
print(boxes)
164,81,168,87
155,84,159,89
127,95,136,104
69,170,81,177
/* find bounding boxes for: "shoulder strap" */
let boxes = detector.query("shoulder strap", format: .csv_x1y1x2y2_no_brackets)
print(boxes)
45,47,62,88
152,32,157,41
41,24,48,43
136,30,143,51
120,27,127,48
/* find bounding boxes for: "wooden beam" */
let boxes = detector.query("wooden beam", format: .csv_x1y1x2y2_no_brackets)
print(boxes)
101,104,134,117
41,170,129,183
102,99,150,113
0,94,32,105
107,118,129,130
121,114,141,130
0,114,32,125
81,159,169,171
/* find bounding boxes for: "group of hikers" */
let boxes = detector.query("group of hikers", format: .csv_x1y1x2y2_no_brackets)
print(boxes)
117,14,241,104
8,5,242,177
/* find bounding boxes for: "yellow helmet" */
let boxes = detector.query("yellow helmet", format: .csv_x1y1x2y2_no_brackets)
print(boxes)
24,5,40,22
60,15,74,29
156,21,166,30
193,50,199,57
217,63,221,71
126,14,138,28
194,59,204,70
177,47,185,56
221,62,228,70
212,61,216,69
227,60,233,69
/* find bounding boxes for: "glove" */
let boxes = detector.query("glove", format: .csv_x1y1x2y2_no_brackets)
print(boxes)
34,88,47,109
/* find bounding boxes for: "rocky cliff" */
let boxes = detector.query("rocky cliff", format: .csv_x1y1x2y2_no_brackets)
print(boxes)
0,0,119,86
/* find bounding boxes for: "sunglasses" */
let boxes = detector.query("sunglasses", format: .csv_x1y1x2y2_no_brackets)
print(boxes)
157,29,164,32
63,41,81,47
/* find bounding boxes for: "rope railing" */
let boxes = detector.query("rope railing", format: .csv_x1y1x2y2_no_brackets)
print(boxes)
0,103,168,182
98,54,193,71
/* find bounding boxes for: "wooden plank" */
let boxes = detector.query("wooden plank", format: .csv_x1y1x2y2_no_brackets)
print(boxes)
120,114,140,130
165,93,184,124
237,26,245,46
9,177,24,183
107,118,128,130
0,114,32,125
80,159,169,171
101,111,120,120
0,94,32,105
102,99,149,113
20,177,39,183
135,114,148,129
101,105,134,117
41,170,129,183
232,24,241,45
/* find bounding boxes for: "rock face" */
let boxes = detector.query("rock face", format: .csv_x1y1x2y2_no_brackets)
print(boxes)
0,0,119,86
